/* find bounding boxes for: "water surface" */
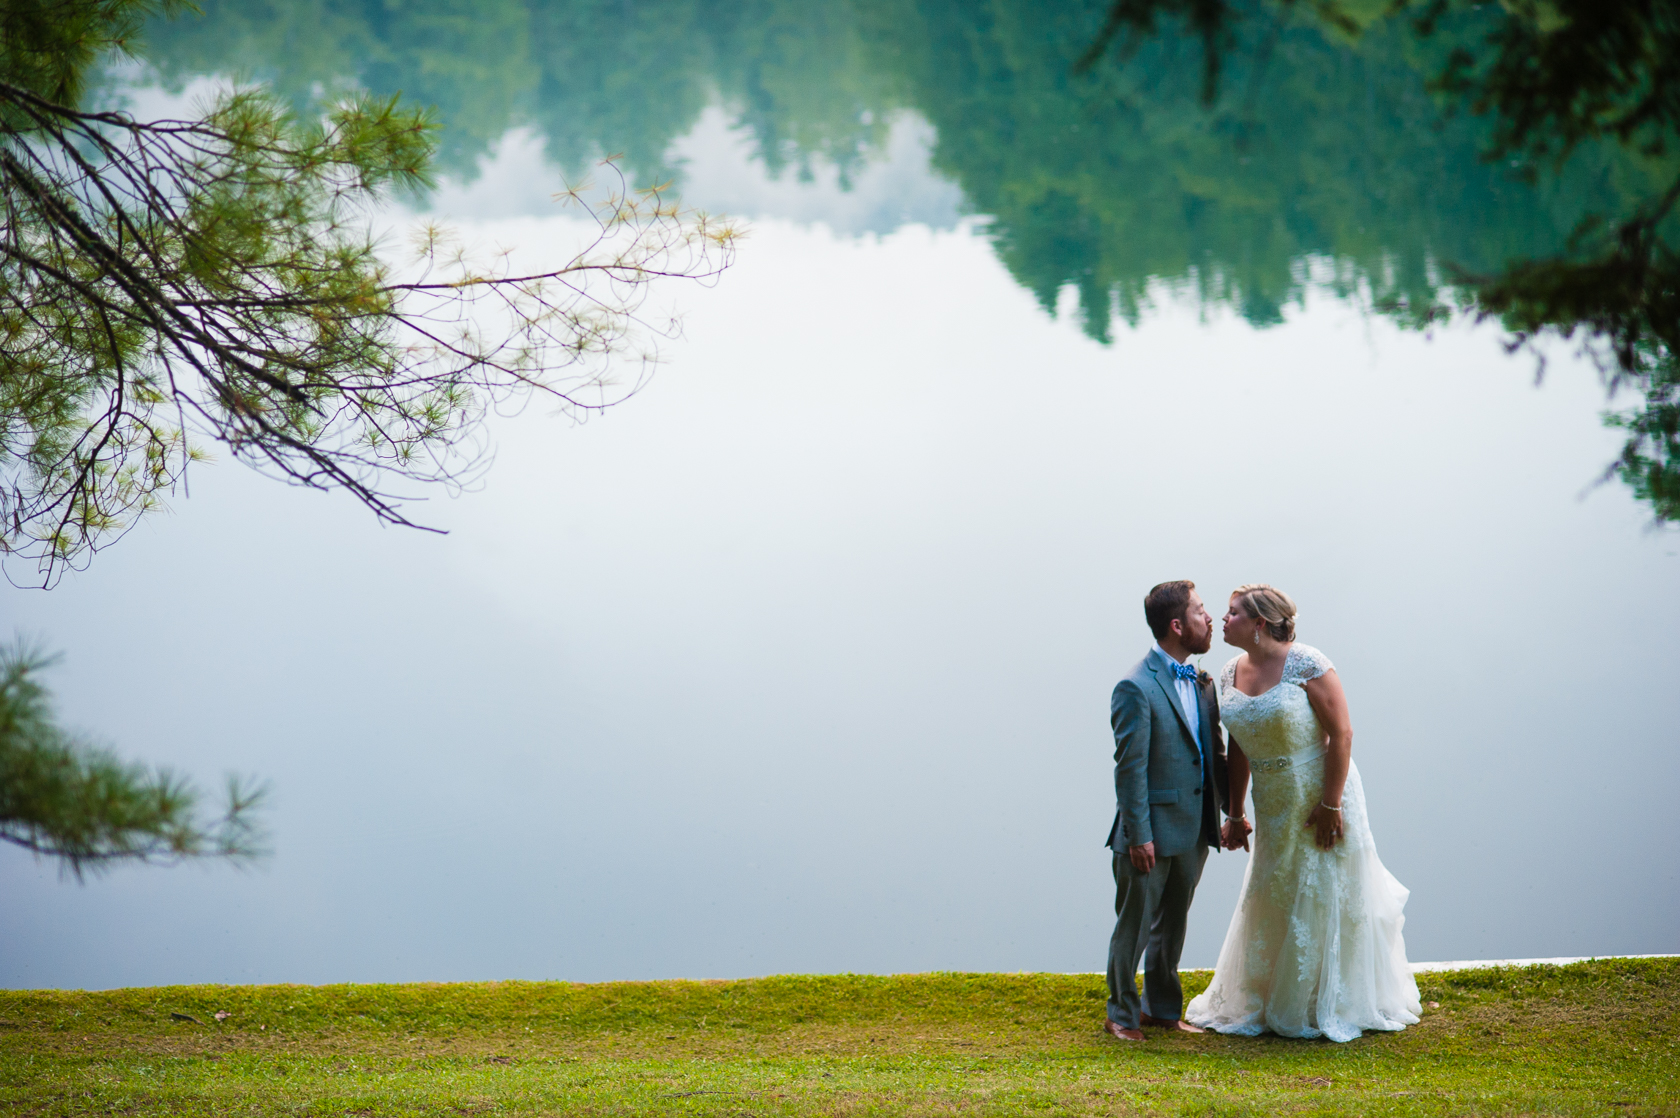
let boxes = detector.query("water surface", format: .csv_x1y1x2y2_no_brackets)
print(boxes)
3,0,1675,989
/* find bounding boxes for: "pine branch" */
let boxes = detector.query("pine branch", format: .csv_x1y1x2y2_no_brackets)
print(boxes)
0,34,739,585
0,639,268,879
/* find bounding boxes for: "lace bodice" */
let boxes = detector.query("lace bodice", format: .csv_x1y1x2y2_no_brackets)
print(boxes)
1218,643,1334,763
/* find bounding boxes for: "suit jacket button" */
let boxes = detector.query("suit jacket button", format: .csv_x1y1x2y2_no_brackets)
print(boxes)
1192,787,1202,794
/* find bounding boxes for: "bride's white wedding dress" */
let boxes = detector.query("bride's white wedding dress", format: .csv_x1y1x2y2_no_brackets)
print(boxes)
1185,644,1420,1042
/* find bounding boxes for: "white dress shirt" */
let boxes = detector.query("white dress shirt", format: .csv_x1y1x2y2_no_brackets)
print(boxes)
1152,641,1202,763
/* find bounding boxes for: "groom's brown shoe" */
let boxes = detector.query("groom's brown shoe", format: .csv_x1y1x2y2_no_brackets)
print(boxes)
1103,1020,1145,1041
1139,1014,1205,1033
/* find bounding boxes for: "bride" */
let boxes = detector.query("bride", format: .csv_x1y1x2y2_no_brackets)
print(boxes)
1185,584,1421,1042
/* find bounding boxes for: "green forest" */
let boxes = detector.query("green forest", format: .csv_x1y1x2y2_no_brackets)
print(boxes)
135,0,1668,340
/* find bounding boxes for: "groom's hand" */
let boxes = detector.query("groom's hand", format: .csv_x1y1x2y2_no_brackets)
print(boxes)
1221,816,1252,851
1128,842,1156,873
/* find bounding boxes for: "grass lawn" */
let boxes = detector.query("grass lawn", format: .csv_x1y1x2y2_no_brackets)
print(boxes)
1,958,1676,1116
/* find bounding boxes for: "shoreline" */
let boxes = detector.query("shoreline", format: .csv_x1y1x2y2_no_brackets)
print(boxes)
1409,953,1679,973
7,954,1678,995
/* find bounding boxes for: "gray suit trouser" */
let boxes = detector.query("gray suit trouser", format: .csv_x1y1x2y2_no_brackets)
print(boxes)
1105,843,1209,1028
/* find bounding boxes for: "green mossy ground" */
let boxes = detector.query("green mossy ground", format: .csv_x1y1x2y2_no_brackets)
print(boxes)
2,958,1676,1116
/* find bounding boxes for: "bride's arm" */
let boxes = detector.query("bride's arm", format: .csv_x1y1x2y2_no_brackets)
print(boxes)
1302,670,1352,849
1223,740,1252,850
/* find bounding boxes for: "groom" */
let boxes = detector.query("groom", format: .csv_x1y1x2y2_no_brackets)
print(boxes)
1103,580,1233,1041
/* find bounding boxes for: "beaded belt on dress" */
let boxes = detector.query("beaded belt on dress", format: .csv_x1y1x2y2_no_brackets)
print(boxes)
1249,751,1325,773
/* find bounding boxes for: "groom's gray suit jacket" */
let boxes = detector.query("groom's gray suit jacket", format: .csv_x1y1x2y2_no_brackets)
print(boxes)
1107,649,1228,857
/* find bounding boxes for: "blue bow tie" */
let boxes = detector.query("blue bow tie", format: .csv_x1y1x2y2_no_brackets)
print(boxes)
1169,661,1198,682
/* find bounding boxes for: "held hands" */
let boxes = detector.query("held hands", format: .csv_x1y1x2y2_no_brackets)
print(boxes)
1221,815,1252,851
1306,802,1344,850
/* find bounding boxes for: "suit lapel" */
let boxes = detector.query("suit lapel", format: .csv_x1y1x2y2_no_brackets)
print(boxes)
1196,678,1215,754
1147,652,1198,748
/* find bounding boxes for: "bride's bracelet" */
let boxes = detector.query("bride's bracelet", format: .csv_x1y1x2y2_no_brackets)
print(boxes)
1319,802,1342,812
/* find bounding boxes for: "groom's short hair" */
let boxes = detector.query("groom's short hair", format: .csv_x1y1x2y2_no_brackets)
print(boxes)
1144,580,1196,640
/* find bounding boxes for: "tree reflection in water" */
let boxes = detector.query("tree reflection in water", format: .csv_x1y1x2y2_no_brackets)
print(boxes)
134,0,1678,515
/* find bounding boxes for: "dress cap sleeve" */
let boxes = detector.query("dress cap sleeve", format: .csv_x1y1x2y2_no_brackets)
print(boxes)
1286,644,1334,684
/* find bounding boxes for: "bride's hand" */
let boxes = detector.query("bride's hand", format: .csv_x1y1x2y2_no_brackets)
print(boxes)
1305,803,1344,850
1221,816,1252,851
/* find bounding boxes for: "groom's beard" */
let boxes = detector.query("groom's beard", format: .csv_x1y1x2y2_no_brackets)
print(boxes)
1188,632,1214,655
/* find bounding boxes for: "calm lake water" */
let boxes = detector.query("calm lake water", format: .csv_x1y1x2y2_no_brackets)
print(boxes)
3,1,1677,989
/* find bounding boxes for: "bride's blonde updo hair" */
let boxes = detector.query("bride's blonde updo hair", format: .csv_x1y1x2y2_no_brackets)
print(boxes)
1232,583,1297,642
